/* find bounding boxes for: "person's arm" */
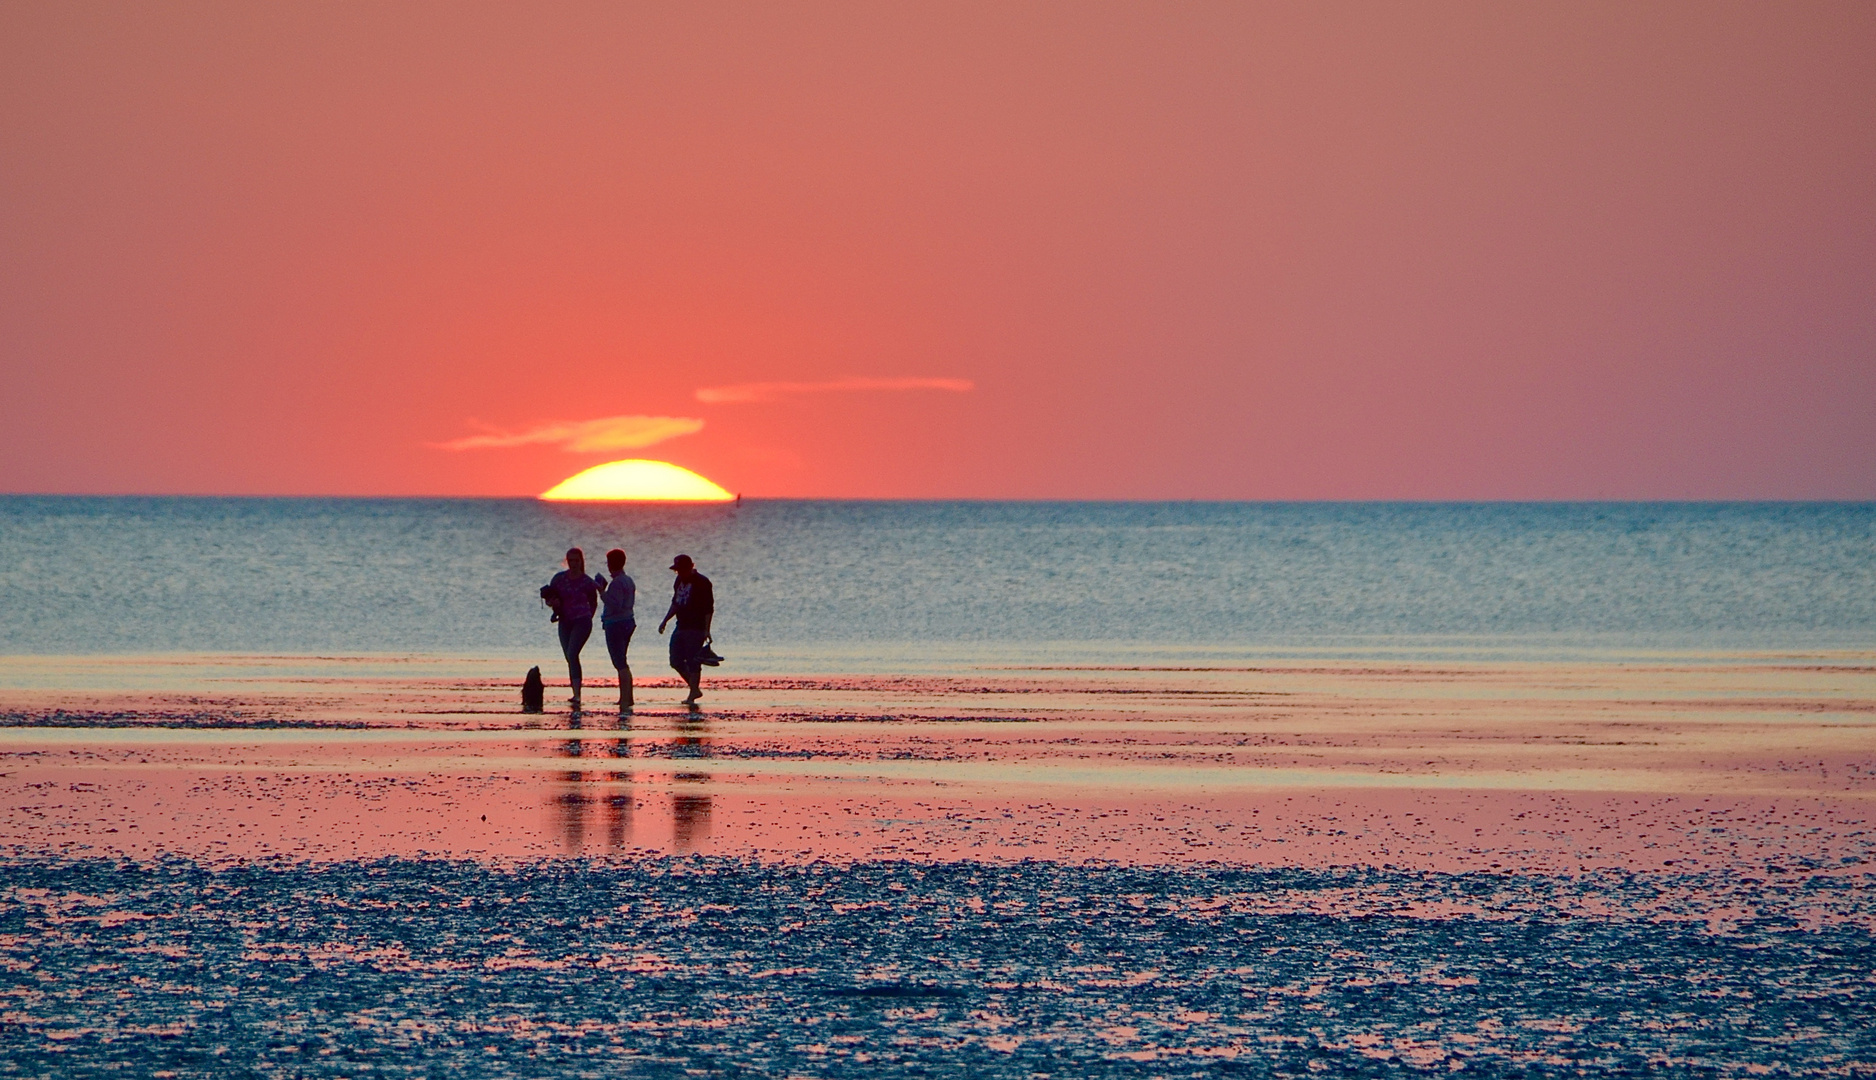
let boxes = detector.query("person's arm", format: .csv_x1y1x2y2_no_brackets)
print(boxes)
700,578,714,636
658,593,678,633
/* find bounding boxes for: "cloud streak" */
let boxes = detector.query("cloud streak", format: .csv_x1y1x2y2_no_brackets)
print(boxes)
695,377,974,404
432,415,705,452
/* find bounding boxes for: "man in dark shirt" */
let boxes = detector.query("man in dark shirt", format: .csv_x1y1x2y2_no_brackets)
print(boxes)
658,554,714,705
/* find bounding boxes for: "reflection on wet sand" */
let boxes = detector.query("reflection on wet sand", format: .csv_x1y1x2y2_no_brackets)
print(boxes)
2,651,1872,871
548,709,711,853
672,711,712,852
606,727,631,849
553,713,591,852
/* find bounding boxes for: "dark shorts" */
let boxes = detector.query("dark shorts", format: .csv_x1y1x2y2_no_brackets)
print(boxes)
603,622,635,669
669,628,708,675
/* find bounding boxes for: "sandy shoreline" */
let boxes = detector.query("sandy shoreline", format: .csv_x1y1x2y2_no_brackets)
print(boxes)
3,650,1870,872
5,650,1875,1074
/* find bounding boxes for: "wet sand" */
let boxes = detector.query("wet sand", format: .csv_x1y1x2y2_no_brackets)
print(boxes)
6,857,1872,1076
3,650,1870,874
4,651,1874,1075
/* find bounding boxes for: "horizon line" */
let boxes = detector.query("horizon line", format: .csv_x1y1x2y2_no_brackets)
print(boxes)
2,493,1871,505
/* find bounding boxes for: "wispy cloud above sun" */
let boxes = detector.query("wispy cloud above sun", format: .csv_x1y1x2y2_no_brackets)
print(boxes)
432,415,704,453
695,377,974,404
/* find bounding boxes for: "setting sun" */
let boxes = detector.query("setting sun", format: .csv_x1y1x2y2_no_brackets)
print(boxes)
538,459,735,502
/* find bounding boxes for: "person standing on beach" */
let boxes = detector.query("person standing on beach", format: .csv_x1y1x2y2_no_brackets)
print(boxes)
658,554,714,706
542,547,600,709
596,548,636,709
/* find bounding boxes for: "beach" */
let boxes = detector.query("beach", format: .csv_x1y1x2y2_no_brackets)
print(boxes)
3,650,1872,875
4,650,1874,1074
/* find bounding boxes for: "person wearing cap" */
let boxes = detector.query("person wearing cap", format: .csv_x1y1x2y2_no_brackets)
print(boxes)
658,554,715,705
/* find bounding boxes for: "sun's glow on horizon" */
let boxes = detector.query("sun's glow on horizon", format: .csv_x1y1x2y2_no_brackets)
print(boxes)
539,459,735,502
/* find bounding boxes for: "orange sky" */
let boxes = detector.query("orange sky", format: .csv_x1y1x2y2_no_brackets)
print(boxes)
3,2,1872,498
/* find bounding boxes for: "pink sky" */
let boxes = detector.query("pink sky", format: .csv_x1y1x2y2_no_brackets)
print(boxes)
2,2,1872,499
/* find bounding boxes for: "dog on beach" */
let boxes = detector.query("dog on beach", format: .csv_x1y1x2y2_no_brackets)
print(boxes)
521,666,545,713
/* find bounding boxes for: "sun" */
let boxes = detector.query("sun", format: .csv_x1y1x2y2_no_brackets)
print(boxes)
539,459,735,502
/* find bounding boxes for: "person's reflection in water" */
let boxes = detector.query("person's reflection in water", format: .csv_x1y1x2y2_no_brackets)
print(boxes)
554,713,591,853
605,716,633,850
671,712,712,851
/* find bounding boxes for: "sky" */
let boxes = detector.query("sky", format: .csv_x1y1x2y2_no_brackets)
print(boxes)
2,1,1872,499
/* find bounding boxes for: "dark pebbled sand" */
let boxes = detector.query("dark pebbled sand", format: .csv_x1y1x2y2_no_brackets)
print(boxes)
3,857,1874,1077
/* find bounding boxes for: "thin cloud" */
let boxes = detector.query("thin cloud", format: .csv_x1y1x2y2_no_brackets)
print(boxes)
431,415,705,452
695,377,975,404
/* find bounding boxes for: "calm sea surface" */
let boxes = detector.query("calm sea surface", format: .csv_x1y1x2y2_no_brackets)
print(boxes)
0,498,1871,659
0,498,1868,660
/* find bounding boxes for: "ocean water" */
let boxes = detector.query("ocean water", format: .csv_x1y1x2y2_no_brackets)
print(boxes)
1,497,1871,659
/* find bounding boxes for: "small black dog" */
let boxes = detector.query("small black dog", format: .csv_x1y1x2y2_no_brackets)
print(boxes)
521,666,545,713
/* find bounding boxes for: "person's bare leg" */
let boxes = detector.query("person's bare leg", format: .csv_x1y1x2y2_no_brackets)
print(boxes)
681,666,702,704
561,617,591,710
605,624,634,710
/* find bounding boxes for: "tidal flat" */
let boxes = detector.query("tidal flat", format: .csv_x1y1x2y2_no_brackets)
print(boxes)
5,858,1875,1077
2,650,1873,1076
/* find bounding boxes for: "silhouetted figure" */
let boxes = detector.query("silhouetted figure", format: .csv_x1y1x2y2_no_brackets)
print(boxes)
541,547,600,709
658,554,714,706
521,666,545,713
596,548,636,709
540,547,596,708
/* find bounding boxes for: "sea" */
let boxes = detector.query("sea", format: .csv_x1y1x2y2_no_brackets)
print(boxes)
2,498,1873,1077
3,497,1872,658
